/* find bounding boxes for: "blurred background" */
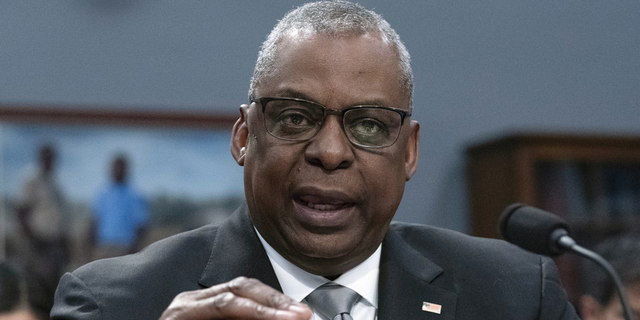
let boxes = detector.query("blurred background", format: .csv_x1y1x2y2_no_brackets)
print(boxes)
1,0,639,317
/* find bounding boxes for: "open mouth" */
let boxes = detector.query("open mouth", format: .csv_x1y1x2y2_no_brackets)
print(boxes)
293,192,357,228
296,194,354,211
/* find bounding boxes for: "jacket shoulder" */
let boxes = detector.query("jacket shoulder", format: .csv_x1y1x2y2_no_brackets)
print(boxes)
388,222,539,266
56,224,219,319
386,223,579,319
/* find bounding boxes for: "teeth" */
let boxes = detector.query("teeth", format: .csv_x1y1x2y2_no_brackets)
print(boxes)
307,202,340,211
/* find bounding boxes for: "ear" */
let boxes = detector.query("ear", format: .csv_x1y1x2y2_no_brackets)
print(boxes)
404,120,420,181
579,295,603,320
231,105,250,166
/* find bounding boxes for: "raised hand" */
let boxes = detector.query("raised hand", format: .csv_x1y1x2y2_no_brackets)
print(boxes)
159,277,312,320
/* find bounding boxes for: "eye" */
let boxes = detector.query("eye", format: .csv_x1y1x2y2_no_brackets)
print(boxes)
348,117,389,144
263,99,326,140
352,118,385,134
268,105,321,138
275,108,315,127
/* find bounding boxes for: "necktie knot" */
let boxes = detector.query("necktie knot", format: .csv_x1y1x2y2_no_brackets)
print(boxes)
305,283,360,320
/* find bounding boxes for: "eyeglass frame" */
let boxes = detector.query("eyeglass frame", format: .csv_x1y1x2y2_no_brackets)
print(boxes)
249,96,412,148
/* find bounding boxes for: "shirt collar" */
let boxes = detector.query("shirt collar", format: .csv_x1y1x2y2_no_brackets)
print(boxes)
255,228,380,308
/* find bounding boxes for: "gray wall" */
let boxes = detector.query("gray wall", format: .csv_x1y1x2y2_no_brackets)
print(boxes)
2,0,639,233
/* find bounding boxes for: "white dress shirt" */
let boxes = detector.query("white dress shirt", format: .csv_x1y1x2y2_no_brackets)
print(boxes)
256,229,380,320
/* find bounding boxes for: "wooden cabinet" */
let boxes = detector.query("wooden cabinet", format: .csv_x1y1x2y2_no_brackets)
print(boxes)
466,133,640,301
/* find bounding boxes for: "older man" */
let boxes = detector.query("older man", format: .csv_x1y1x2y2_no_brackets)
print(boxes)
52,1,579,319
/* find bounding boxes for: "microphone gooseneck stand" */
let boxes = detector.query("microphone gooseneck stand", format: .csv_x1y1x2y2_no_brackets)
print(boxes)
499,204,636,320
555,233,636,320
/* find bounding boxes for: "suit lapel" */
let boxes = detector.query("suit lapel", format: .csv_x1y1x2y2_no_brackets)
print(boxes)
378,227,457,320
197,204,282,291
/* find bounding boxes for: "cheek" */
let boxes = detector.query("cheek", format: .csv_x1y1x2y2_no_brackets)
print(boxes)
245,143,302,202
244,144,299,237
360,154,406,218
370,150,407,189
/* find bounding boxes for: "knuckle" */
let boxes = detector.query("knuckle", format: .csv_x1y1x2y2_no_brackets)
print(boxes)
253,303,271,317
205,287,277,319
232,276,249,283
203,292,236,317
173,288,202,302
227,276,257,292
174,290,192,300
242,297,275,318
266,292,291,308
211,291,235,310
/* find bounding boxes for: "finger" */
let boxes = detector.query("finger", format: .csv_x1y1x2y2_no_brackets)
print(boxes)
177,277,247,301
161,291,312,320
200,291,310,319
193,277,302,310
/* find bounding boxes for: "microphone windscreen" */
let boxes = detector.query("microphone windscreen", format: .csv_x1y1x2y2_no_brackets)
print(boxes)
499,203,570,256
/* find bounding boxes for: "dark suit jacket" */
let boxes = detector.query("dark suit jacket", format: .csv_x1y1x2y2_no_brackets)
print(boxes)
51,205,579,319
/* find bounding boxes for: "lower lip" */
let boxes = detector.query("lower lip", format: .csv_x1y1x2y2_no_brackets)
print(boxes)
293,200,355,229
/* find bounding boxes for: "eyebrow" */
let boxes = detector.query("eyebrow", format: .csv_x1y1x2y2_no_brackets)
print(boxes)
272,89,316,102
270,88,395,109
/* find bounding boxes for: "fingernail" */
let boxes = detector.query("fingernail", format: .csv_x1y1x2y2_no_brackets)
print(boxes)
274,310,297,319
287,304,309,313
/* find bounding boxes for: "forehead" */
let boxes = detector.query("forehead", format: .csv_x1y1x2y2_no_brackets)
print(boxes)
257,32,409,109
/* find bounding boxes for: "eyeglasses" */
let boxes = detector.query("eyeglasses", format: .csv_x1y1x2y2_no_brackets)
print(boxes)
250,97,411,148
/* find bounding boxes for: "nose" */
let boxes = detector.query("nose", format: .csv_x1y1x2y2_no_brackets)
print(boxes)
304,115,355,170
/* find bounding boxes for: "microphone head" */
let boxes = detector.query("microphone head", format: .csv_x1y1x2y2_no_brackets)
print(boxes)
499,203,571,256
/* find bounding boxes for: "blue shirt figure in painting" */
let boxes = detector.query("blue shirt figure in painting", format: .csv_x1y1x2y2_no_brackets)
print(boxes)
90,155,148,260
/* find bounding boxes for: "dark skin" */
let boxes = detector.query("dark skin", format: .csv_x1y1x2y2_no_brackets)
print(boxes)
238,33,418,277
160,31,419,320
160,277,312,320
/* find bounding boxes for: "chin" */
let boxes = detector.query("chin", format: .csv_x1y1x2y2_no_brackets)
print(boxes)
295,232,369,266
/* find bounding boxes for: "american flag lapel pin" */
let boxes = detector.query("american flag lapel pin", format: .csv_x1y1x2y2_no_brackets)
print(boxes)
422,301,442,314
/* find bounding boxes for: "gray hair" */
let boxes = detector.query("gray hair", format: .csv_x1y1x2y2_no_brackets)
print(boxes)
249,0,413,105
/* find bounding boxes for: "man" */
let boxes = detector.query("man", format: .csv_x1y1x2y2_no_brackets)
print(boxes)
579,234,640,320
90,155,148,260
16,144,71,288
52,1,579,319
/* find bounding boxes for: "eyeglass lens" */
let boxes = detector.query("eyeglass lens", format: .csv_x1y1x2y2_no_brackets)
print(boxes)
263,99,403,147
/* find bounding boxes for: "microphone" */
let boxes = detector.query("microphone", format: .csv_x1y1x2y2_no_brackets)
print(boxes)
499,203,571,256
499,203,637,320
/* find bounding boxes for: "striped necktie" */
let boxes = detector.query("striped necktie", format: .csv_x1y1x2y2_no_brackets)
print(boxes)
305,283,361,320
